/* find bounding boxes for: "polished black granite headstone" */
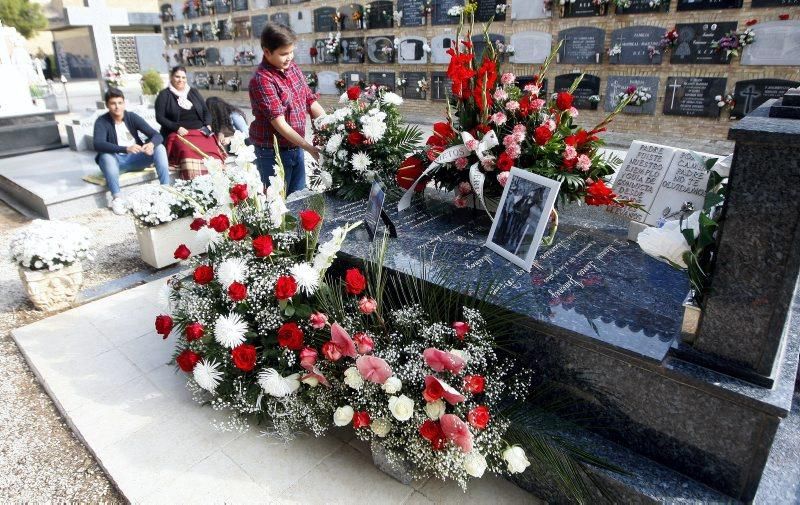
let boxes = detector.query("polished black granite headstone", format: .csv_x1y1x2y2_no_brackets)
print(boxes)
663,76,726,118
554,73,601,109
339,4,364,31
340,37,366,64
676,0,742,9
431,72,451,101
397,0,426,25
367,1,394,28
270,12,290,27
233,0,247,11
610,26,664,65
615,0,670,14
732,79,800,119
751,0,798,5
474,0,505,21
558,27,604,65
562,0,607,17
431,0,461,25
401,71,427,99
670,22,737,65
251,15,268,40
368,71,396,90
314,7,337,32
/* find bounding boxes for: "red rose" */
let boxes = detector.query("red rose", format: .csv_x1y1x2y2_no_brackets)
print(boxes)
452,321,470,339
322,341,342,361
423,378,445,402
556,92,574,110
274,275,297,300
497,152,513,172
585,180,619,206
534,125,553,145
463,375,485,394
193,265,214,285
228,281,247,301
353,411,371,428
344,268,366,295
176,349,200,372
347,85,361,100
347,131,366,146
277,322,304,350
229,183,248,204
562,156,578,171
209,214,230,232
252,235,273,257
467,405,490,429
419,419,442,441
173,244,191,260
396,155,427,192
231,344,257,372
299,209,322,231
155,314,173,338
228,223,249,241
185,322,204,341
189,217,207,231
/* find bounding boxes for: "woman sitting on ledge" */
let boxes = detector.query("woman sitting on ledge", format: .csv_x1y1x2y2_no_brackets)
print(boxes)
206,96,249,151
155,66,225,179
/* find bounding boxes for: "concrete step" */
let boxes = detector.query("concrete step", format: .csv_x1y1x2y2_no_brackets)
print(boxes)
0,114,64,158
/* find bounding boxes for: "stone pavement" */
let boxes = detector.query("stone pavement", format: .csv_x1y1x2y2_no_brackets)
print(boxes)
11,279,538,504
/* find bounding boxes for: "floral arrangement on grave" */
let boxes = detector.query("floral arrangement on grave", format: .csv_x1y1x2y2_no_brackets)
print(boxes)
335,78,347,92
306,72,318,93
658,27,679,53
9,220,94,273
312,85,422,201
324,32,342,60
226,75,242,92
612,0,632,9
396,77,407,89
715,93,735,112
233,50,255,65
394,5,638,214
495,40,514,58
416,78,429,95
606,44,621,59
104,61,126,88
210,19,220,40
712,27,756,60
616,85,652,107
393,10,403,27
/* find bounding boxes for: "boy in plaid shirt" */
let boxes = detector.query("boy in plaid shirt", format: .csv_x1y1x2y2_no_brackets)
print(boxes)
249,23,325,194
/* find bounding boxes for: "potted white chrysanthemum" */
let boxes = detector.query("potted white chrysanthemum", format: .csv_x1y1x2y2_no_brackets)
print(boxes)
9,220,94,311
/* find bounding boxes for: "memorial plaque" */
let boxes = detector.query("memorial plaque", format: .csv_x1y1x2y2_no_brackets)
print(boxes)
340,4,364,31
205,47,221,65
369,72,396,90
291,10,313,34
648,150,714,227
251,15,268,39
341,71,365,85
671,22,737,65
223,71,242,92
367,1,394,29
515,76,548,96
511,0,549,19
293,39,312,64
397,0,426,26
431,34,457,64
562,0,607,17
663,76,727,117
313,39,338,64
270,12,290,27
314,7,337,33
676,0,742,10
219,46,235,65
340,37,366,64
475,0,505,22
215,0,230,14
604,76,660,115
431,72,451,101
367,36,395,64
317,70,339,95
615,0,669,14
202,23,213,41
741,21,800,66
752,0,799,5
558,27,604,65
432,0,461,25
510,31,551,64
233,0,248,11
609,141,678,223
472,34,504,61
269,0,287,5
192,71,210,89
554,73,601,109
400,72,427,100
189,25,201,42
731,79,800,119
397,37,428,64
218,20,233,41
610,26,664,65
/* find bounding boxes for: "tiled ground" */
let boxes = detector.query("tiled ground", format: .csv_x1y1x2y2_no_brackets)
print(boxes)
12,279,538,504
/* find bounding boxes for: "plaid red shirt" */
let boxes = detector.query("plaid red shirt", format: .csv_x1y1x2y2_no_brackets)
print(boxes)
249,60,317,148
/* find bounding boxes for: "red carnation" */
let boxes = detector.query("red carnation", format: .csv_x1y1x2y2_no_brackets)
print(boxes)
476,123,491,134
497,152,513,172
556,92,574,110
467,405,490,429
562,156,578,171
173,244,191,260
344,268,367,295
423,377,445,402
353,411,371,428
193,264,214,285
231,344,257,372
229,183,248,204
585,180,619,206
274,275,297,300
209,214,230,232
155,314,173,338
534,125,553,145
189,217,207,231
252,235,273,257
463,374,485,394
185,322,204,341
176,349,200,372
322,341,342,361
347,85,361,100
347,131,366,146
299,209,322,231
228,223,249,241
396,155,427,192
228,281,247,301
277,322,304,350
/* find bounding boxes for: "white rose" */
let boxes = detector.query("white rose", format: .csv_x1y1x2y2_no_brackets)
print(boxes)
463,452,487,478
334,405,354,426
344,366,364,390
425,400,446,420
301,375,319,387
371,418,392,438
502,446,531,474
382,376,402,394
388,395,415,422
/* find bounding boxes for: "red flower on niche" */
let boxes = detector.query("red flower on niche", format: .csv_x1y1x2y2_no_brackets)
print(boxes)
534,125,553,145
228,281,247,301
353,411,371,428
347,85,361,100
497,152,513,172
229,183,248,204
556,92,574,110
299,209,322,231
344,268,366,295
274,275,297,300
185,322,204,341
231,344,257,372
585,180,619,206
228,223,248,241
155,314,173,338
467,405,490,429
193,264,214,285
463,374,485,394
396,155,427,192
173,244,191,260
176,349,200,372
277,322,304,350
209,214,230,232
252,235,273,257
347,130,366,146
745,18,758,26
189,217,207,231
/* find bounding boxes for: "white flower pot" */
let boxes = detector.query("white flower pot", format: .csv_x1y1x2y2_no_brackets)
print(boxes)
18,262,83,312
135,216,197,269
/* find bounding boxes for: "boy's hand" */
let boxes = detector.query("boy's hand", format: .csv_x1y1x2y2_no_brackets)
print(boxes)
126,144,144,154
307,145,321,162
177,127,189,136
142,142,154,155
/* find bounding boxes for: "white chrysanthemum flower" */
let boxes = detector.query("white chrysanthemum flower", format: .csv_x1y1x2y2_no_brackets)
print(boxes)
332,107,350,121
194,359,224,392
351,152,372,174
361,116,387,142
217,257,247,289
290,262,320,295
234,144,257,167
344,366,363,390
194,226,222,252
381,92,403,105
258,368,301,397
214,312,249,348
318,171,333,189
325,133,343,154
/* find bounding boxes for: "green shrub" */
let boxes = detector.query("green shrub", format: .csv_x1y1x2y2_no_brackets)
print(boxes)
140,69,164,95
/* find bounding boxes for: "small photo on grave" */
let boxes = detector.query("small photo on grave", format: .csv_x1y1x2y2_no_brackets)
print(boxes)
400,72,427,100
367,36,396,64
209,72,226,90
485,168,561,272
340,37,366,64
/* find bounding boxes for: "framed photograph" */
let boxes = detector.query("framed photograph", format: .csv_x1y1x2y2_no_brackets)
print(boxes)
485,168,561,271
364,181,386,241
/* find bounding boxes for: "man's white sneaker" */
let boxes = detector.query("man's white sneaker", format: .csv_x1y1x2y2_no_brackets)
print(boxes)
110,197,127,215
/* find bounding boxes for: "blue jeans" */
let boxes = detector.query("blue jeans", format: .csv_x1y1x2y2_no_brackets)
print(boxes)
254,145,305,195
230,112,248,134
97,144,170,196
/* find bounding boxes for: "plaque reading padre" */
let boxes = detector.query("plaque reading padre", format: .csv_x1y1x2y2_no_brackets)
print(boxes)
609,141,678,223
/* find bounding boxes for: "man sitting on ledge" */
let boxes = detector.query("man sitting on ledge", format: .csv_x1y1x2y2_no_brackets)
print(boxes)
93,87,170,214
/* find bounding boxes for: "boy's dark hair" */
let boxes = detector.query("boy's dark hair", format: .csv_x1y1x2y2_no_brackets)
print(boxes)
104,87,125,103
170,65,187,76
260,22,297,52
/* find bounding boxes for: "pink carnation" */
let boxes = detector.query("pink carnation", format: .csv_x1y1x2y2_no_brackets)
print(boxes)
454,157,468,170
466,139,479,151
505,144,521,159
500,72,516,86
454,196,467,208
490,111,507,125
497,172,510,187
458,181,473,195
568,107,579,118
531,98,546,110
512,124,526,143
563,145,577,160
577,154,592,172
503,134,517,148
505,100,520,111
493,88,508,102
545,119,556,132
524,84,540,96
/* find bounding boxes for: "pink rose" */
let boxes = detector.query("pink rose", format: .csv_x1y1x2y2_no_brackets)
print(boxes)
505,100,520,111
330,322,357,358
497,172,510,187
493,88,508,102
500,72,515,86
423,347,466,374
356,355,393,384
299,346,318,370
563,145,577,160
458,182,472,196
453,196,467,208
452,321,470,339
424,375,466,405
353,332,374,354
309,312,328,329
358,297,378,315
440,414,473,453
454,157,468,170
465,139,479,151
577,154,592,172
490,112,507,125
531,98,546,111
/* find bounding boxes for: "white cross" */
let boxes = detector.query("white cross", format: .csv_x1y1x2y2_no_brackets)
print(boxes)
63,0,129,88
668,80,682,109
